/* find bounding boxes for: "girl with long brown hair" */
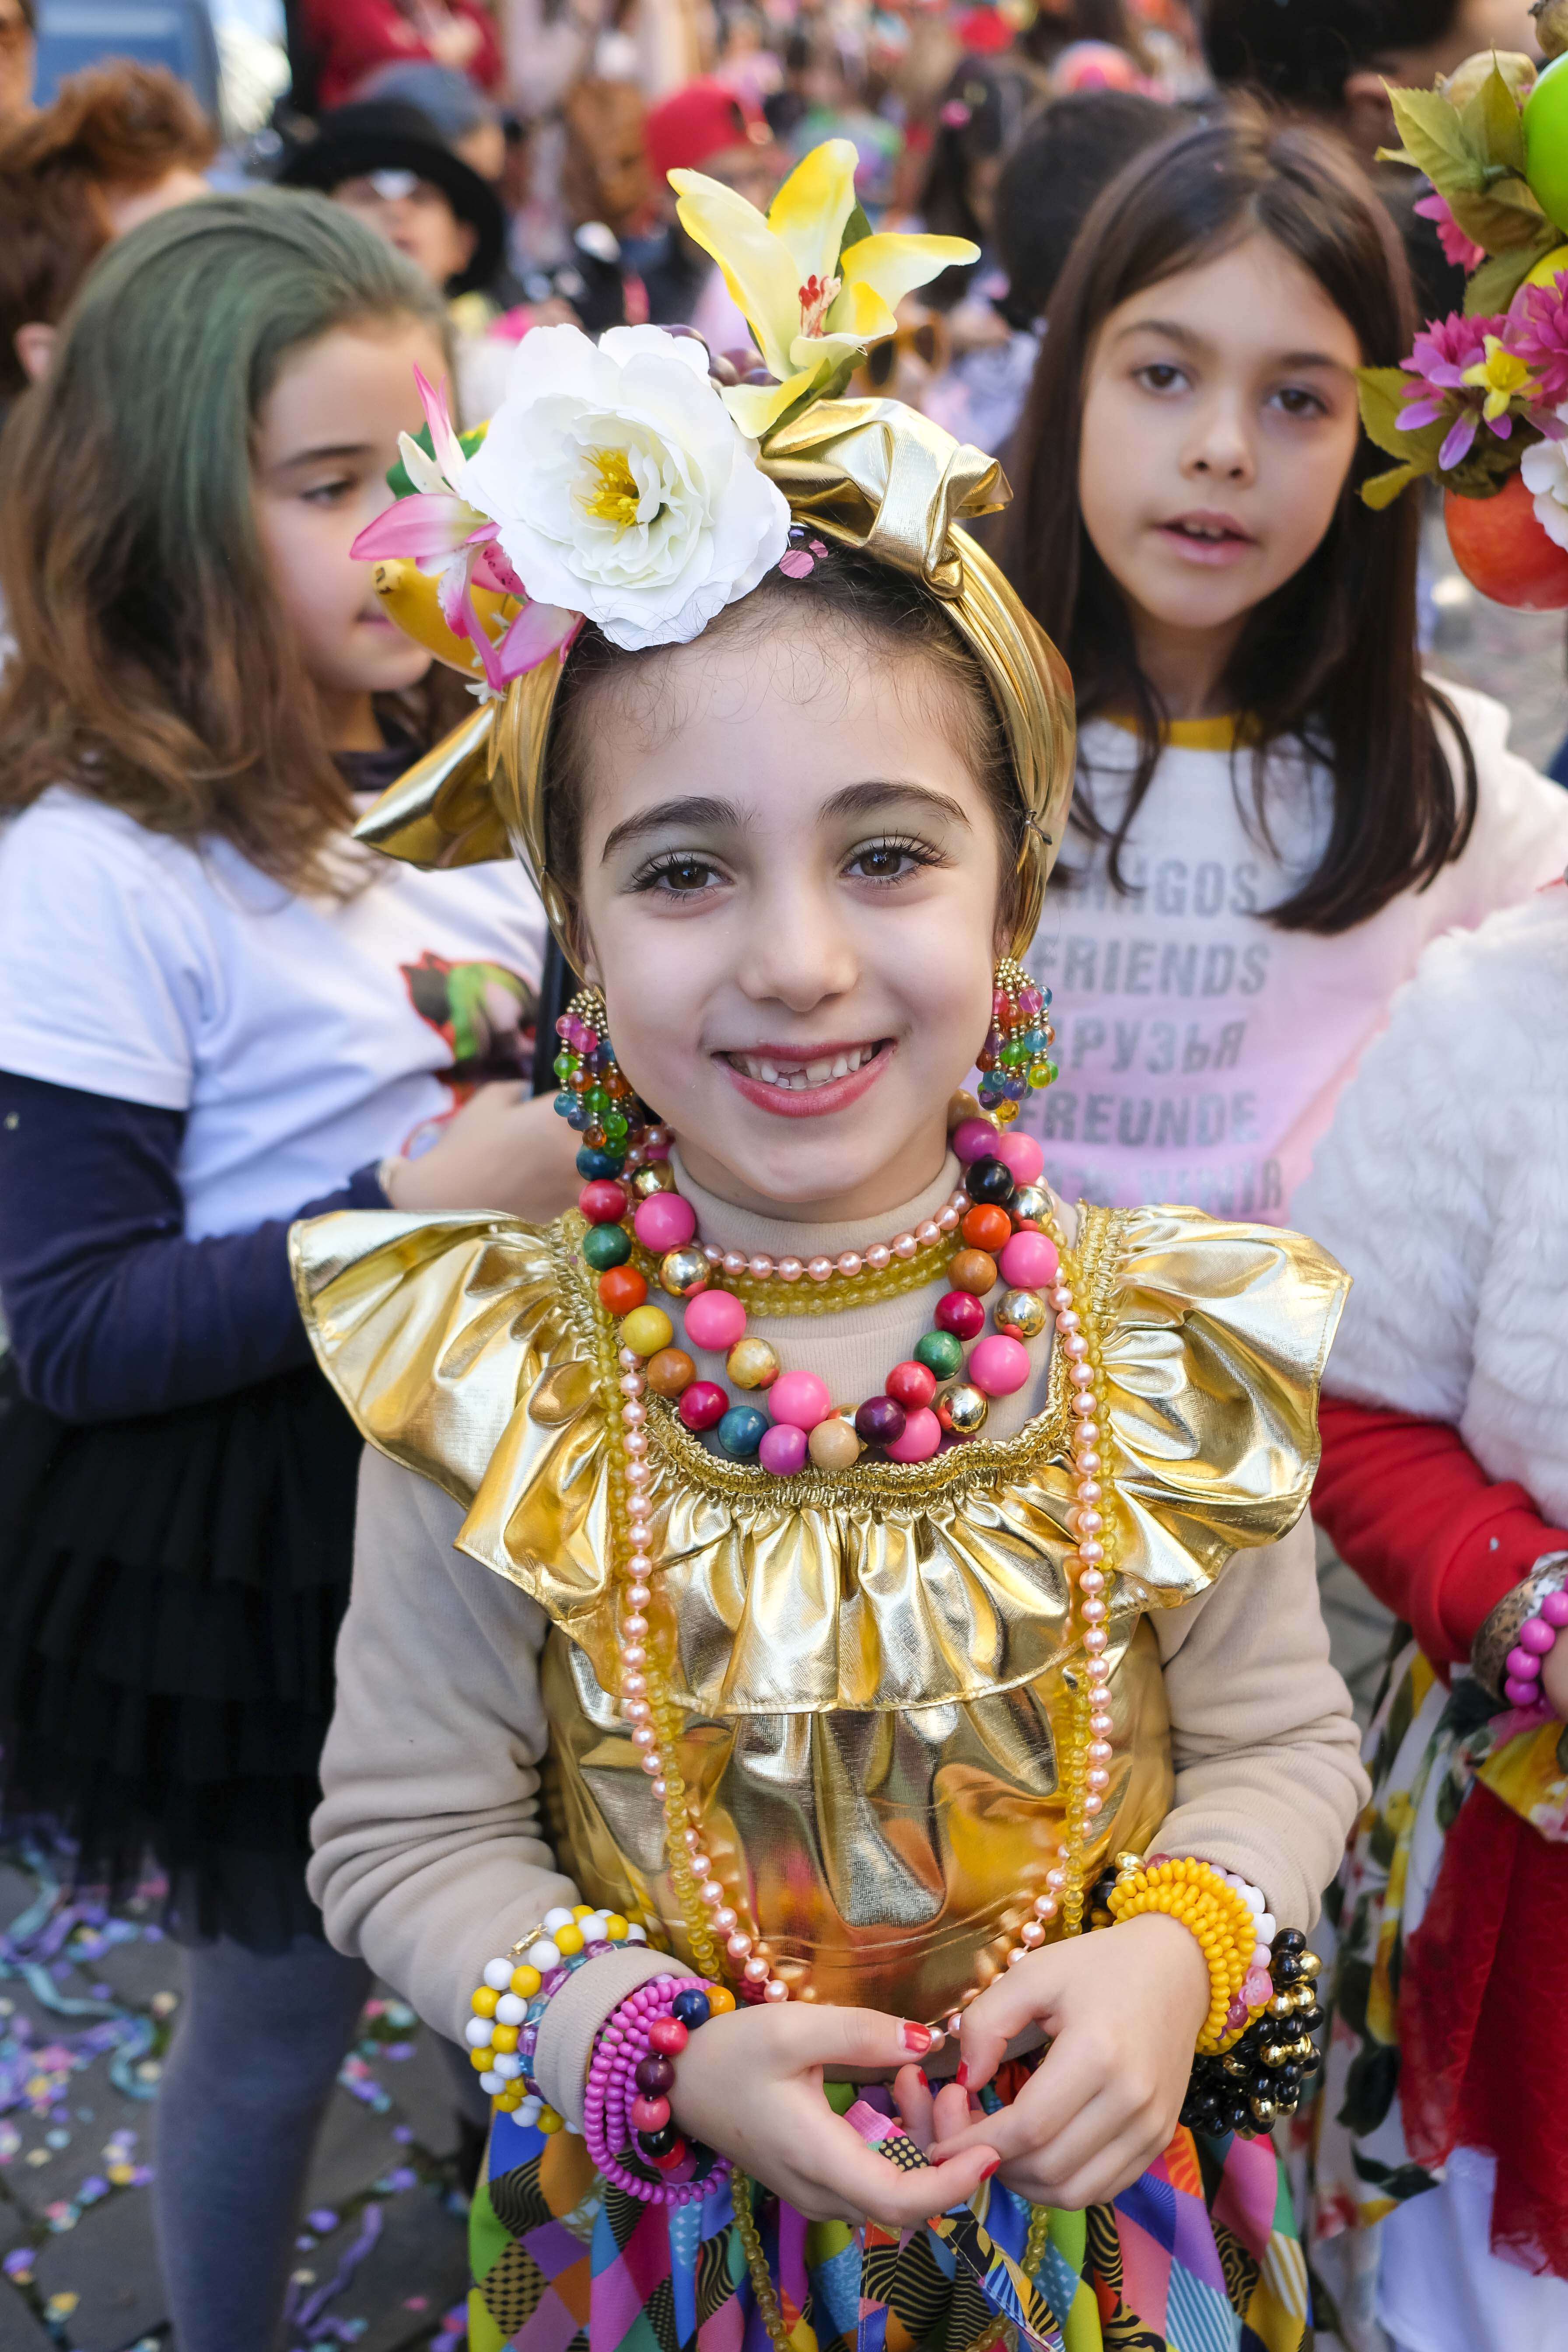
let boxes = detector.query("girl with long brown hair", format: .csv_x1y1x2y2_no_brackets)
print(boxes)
1000,108,1568,1221
0,190,572,2348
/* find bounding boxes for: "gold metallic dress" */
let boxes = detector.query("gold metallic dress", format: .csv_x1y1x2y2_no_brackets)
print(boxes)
295,1200,1345,2027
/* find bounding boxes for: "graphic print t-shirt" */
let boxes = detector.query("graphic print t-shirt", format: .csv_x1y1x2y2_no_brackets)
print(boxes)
0,789,549,1237
1015,689,1568,1220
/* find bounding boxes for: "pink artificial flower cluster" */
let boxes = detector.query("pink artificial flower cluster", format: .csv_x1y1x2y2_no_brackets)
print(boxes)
1398,306,1566,471
1413,191,1485,276
350,369,578,692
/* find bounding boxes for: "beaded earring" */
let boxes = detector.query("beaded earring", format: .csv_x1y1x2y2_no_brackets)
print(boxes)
976,957,1056,1126
551,987,668,1181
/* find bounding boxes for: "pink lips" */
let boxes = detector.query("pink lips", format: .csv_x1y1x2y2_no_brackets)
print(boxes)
718,1040,894,1120
1155,510,1257,567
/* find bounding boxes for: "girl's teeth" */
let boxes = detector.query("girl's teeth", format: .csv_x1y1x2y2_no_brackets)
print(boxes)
737,1045,875,1087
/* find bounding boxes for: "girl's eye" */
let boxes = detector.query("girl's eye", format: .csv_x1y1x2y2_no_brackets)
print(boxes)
633,853,726,897
302,475,356,505
1270,385,1329,419
844,836,941,885
1133,362,1189,395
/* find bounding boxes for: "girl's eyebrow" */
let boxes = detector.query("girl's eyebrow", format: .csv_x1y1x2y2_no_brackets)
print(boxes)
600,795,746,861
599,780,971,864
269,440,374,472
1113,318,1349,374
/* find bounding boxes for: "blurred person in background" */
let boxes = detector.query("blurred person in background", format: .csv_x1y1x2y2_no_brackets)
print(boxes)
0,62,214,403
0,193,570,2349
276,96,528,412
1204,0,1540,320
301,0,503,111
351,54,509,177
922,81,1178,458
0,0,34,126
634,74,779,322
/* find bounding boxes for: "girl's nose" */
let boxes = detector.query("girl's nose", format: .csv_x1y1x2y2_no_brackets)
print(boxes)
738,882,860,1012
1184,399,1254,485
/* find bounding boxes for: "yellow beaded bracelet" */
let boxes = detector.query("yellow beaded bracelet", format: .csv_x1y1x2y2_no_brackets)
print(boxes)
1105,1857,1274,2055
465,1902,648,2119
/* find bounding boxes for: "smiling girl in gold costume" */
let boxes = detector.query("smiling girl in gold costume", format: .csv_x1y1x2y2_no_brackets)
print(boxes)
293,134,1365,2352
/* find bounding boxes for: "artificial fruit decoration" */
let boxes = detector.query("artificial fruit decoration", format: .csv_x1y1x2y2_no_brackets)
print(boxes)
1524,53,1568,236
1442,468,1568,606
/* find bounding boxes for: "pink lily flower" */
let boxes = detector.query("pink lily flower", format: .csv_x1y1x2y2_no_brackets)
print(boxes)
352,368,578,684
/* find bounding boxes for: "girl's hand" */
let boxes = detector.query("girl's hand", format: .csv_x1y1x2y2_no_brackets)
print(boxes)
1543,1630,1568,1719
668,2005,999,2227
921,1914,1210,2209
383,1084,581,1223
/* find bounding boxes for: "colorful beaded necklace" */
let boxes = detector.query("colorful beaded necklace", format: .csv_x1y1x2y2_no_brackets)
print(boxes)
553,990,1113,2034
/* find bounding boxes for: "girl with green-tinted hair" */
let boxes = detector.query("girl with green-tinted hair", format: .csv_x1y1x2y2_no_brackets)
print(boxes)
0,189,575,2347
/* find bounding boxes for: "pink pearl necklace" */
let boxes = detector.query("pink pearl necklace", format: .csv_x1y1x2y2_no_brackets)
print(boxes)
696,1188,970,1286
601,1132,1119,2026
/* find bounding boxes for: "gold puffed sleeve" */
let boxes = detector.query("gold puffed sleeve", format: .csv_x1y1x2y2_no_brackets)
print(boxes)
1092,1205,1350,1608
291,1201,1348,1714
289,1210,588,1511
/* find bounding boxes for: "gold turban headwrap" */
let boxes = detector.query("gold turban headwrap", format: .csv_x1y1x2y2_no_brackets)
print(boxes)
354,395,1074,960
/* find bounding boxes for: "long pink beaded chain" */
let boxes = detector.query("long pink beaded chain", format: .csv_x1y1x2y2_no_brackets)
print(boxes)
595,1166,1119,2022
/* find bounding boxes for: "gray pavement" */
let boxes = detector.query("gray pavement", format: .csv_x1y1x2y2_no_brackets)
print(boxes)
0,1852,469,2352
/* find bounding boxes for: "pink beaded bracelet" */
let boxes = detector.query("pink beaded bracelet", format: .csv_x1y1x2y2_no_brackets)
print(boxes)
584,1975,732,2205
1503,1588,1568,1709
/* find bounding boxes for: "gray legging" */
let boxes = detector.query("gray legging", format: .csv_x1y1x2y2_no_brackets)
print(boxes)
153,1935,374,2351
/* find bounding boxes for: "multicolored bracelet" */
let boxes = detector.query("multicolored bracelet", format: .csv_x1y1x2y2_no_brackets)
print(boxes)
1100,1855,1276,2054
584,1974,734,2204
465,1903,648,2121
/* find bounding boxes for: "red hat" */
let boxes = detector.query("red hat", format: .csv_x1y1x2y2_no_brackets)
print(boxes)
645,79,771,184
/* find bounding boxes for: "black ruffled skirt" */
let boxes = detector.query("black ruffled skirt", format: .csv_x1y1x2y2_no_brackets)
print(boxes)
0,1354,363,1952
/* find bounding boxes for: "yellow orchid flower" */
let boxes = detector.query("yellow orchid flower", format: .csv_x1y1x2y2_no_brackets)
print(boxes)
1461,332,1538,421
671,139,977,438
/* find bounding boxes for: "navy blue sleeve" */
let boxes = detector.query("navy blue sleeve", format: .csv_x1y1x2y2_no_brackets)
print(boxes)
0,1071,388,1424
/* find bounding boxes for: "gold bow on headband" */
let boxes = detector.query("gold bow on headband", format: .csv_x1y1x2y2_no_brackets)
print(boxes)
354,393,1074,961
352,140,1073,958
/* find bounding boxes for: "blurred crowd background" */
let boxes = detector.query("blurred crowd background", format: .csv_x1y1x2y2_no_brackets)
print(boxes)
0,0,1531,459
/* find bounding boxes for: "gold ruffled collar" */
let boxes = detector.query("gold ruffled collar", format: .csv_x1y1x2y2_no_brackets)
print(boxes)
292,1199,1347,1718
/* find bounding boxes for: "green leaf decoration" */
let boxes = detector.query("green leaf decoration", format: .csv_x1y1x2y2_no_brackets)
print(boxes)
1361,460,1425,508
1465,229,1559,310
1385,82,1485,191
385,419,486,500
1357,364,1429,460
838,203,874,263
1447,173,1547,250
1460,58,1527,175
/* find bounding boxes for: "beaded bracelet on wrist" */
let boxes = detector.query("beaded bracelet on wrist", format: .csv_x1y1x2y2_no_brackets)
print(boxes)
584,1975,733,2203
1176,1932,1323,2138
465,1902,649,2122
1097,1854,1278,2053
1472,1550,1568,1707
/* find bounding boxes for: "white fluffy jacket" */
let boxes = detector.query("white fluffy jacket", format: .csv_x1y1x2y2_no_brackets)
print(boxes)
1295,882,1568,1521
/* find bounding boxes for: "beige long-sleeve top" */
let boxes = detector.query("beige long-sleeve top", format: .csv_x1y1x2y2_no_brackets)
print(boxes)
302,1159,1366,2121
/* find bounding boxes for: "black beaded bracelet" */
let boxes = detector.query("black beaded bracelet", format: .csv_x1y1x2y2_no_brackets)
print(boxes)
1178,1929,1324,2138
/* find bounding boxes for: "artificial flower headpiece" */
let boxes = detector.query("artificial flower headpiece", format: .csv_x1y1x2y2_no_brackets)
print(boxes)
351,138,1075,957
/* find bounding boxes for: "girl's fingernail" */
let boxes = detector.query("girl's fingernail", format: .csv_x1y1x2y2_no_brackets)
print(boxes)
955,2062,969,2087
981,2160,1000,2180
901,2021,933,2053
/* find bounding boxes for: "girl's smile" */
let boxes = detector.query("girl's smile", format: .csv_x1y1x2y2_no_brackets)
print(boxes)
1154,508,1259,566
718,1036,895,1116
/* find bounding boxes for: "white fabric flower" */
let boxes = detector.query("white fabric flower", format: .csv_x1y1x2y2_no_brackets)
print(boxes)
462,324,791,652
1522,423,1568,550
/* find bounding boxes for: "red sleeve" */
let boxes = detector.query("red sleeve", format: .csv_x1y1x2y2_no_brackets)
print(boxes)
455,0,502,91
1313,1395,1568,1666
305,0,432,108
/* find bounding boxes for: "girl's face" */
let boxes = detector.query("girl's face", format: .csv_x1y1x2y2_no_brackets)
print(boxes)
253,316,447,747
1076,234,1362,697
573,620,1005,1224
